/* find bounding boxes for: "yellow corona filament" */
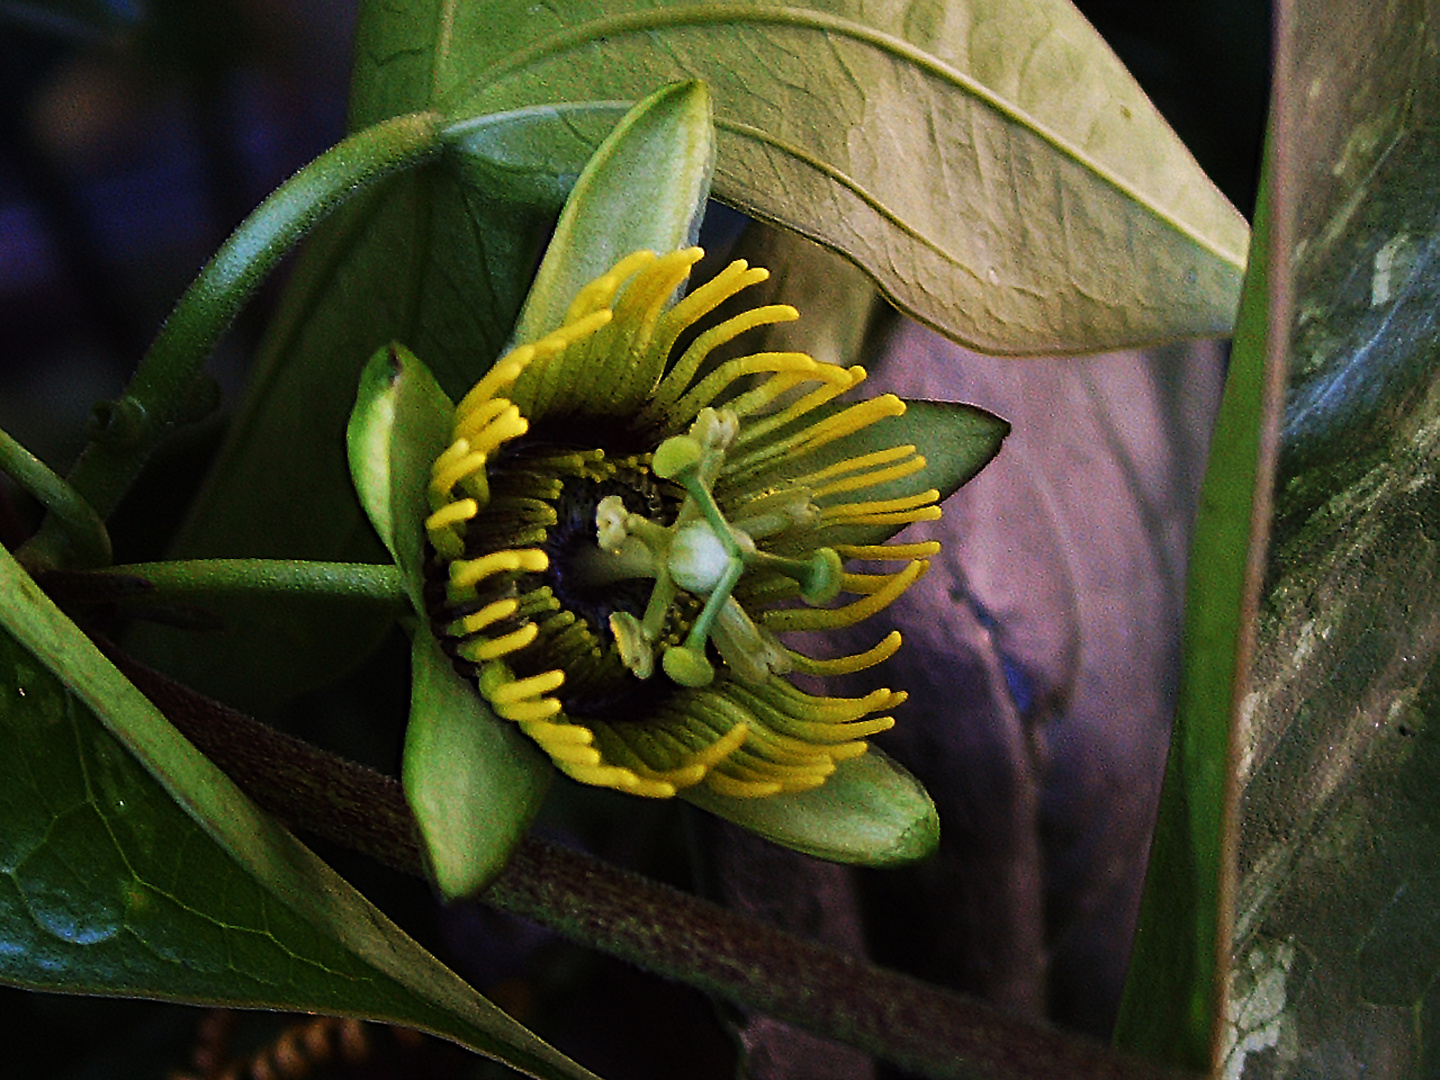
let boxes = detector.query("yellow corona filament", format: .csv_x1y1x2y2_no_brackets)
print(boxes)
839,569,920,595
497,697,564,724
729,365,867,451
763,560,928,632
562,251,656,324
448,598,519,637
429,443,487,505
456,400,527,449
426,499,478,535
449,549,548,591
666,352,837,422
783,630,904,676
813,455,928,498
459,623,539,662
792,444,916,486
832,541,941,560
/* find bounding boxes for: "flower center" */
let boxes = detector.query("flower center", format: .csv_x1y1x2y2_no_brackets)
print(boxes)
597,407,842,689
424,406,845,716
425,440,701,719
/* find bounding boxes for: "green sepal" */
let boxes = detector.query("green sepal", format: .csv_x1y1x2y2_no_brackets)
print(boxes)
405,630,553,899
510,81,715,347
346,342,454,611
682,748,939,866
727,399,1010,549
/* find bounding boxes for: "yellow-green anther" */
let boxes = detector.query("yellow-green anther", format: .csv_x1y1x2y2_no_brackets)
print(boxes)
609,611,656,679
662,644,715,687
652,434,704,480
750,547,844,605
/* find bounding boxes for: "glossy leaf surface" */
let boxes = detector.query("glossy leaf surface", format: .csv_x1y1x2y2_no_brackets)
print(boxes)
0,546,599,1080
1223,1,1440,1076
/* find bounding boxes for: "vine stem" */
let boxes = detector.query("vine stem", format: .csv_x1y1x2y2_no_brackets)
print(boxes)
103,642,1195,1080
20,111,445,571
0,426,110,567
43,559,408,610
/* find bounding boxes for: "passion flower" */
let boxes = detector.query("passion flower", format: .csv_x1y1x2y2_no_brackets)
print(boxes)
422,247,941,799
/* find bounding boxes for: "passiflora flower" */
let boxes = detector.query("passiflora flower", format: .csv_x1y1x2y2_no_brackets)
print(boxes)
423,245,942,800
347,81,1007,896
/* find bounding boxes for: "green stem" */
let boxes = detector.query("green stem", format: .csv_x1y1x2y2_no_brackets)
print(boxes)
49,559,407,610
21,111,444,570
0,427,110,568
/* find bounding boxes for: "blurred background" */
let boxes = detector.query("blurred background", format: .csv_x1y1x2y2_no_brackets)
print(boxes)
0,1,1269,1077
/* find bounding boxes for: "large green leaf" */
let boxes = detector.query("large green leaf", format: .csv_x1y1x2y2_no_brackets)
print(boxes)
430,0,1249,355
0,545,600,1080
1217,1,1440,1076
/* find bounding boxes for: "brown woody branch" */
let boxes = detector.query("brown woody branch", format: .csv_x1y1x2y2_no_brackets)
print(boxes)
106,645,1193,1080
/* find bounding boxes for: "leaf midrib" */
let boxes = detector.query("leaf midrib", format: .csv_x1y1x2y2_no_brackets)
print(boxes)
434,2,1248,268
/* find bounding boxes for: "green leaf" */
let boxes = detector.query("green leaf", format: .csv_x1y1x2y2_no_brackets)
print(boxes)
405,632,553,899
506,80,715,344
1217,3,1440,1076
432,0,1248,355
1112,161,1275,1071
0,546,600,1080
682,747,938,865
347,342,455,610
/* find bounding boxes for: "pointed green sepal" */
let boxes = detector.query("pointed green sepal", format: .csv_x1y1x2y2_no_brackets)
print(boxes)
682,748,939,866
745,399,1009,549
346,343,454,610
405,631,553,899
511,81,715,345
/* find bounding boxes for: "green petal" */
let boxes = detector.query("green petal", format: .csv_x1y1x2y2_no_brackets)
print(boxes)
406,630,553,898
509,80,715,345
346,342,454,610
682,748,939,866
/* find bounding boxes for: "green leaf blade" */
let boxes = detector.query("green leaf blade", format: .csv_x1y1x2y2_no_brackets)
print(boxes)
0,547,601,1080
437,0,1249,355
